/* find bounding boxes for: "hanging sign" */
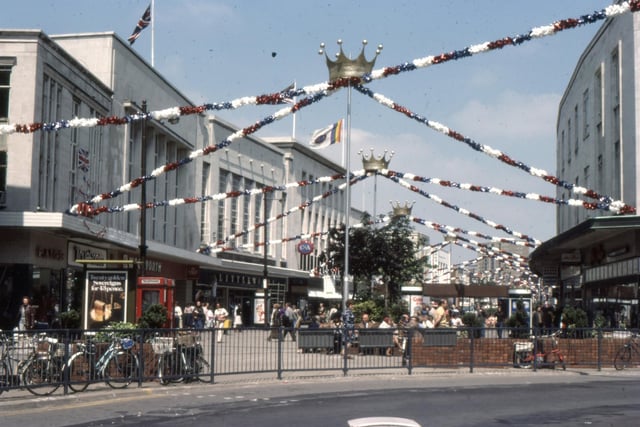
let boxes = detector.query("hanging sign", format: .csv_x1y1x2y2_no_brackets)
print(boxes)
297,240,314,255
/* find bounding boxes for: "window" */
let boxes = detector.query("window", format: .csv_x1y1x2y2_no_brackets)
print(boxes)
0,58,15,205
582,89,589,140
567,119,572,164
231,173,242,239
200,162,211,244
242,179,253,245
574,105,579,154
217,169,230,242
38,75,62,211
594,67,603,137
255,183,263,252
0,62,13,120
0,151,6,203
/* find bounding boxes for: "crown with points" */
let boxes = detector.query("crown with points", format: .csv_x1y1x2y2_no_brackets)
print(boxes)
360,148,394,173
391,201,414,217
319,40,382,82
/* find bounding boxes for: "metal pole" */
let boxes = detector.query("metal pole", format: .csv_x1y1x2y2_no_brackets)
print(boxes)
139,101,148,276
263,191,270,326
343,82,352,312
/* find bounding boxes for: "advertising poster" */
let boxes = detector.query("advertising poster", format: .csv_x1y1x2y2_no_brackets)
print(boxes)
253,297,265,324
84,271,128,329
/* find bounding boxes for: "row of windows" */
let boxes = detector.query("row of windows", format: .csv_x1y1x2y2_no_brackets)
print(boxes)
559,46,622,230
0,63,8,200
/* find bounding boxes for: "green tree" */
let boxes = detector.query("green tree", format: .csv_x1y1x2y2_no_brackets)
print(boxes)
319,213,427,306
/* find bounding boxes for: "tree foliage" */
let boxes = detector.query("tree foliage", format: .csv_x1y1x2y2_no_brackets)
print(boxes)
319,213,428,305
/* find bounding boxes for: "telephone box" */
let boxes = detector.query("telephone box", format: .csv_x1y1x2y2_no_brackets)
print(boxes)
136,277,175,328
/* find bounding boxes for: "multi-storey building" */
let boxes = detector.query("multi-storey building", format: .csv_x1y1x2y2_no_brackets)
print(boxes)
556,6,638,233
531,7,640,328
0,29,354,329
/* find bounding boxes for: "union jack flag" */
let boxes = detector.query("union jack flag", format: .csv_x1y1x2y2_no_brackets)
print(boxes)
128,4,151,45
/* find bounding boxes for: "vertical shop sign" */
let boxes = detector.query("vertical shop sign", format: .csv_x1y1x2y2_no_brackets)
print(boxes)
84,271,128,329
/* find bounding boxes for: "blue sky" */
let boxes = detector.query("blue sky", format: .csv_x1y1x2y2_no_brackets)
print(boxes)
4,0,614,262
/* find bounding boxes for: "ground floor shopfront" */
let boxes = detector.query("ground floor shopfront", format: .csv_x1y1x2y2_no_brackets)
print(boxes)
530,215,640,329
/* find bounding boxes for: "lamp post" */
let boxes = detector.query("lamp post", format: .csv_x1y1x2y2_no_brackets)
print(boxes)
362,149,394,295
320,40,382,312
139,100,148,277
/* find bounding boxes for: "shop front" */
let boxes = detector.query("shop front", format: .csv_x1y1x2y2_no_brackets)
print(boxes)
530,215,640,329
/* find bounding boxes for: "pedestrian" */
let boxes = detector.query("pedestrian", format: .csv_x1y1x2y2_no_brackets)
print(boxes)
192,300,205,329
174,302,183,328
233,303,243,332
341,300,355,358
267,303,281,341
214,302,228,343
17,296,36,331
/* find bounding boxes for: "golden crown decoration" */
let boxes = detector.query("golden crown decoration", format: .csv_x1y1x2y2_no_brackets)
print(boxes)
319,39,382,82
359,148,394,173
391,200,415,217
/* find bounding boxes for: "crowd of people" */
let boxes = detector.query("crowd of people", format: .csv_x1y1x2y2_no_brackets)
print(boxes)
173,300,243,343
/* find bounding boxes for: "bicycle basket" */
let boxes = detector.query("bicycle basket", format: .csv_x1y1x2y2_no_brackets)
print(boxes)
176,333,197,347
514,342,533,352
120,338,134,350
151,337,174,354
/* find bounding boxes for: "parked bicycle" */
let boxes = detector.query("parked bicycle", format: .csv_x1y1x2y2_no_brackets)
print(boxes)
513,330,566,370
152,333,209,385
1,331,65,396
66,332,139,392
614,333,639,370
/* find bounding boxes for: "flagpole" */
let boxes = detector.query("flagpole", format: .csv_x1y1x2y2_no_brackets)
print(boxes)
150,0,155,67
292,80,297,140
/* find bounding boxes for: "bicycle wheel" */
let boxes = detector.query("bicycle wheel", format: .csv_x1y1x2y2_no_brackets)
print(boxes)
0,359,9,395
159,353,183,385
195,355,210,382
513,350,532,368
22,358,61,396
104,351,138,389
614,346,632,370
67,353,91,392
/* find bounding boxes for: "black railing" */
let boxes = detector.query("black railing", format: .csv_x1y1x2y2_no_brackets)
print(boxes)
1,326,637,396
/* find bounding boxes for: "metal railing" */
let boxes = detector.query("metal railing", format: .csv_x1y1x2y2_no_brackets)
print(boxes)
1,326,637,396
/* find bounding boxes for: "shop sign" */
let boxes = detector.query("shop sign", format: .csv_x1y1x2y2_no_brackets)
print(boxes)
84,270,128,329
68,242,107,268
297,240,314,255
35,246,65,261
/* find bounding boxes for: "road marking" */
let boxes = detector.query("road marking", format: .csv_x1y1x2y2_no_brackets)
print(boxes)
3,393,158,417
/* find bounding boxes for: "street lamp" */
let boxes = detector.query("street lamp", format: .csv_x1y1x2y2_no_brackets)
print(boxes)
320,39,382,312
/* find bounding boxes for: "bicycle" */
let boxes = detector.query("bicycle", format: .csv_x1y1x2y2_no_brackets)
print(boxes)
614,333,639,370
153,333,209,385
1,331,64,396
66,332,139,392
513,330,566,370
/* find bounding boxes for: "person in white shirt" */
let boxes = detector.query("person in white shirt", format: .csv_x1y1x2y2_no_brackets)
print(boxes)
174,303,183,328
450,310,464,328
213,303,229,343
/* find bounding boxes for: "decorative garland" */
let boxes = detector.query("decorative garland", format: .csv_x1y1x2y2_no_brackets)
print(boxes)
72,173,347,218
381,172,541,245
409,217,536,248
3,2,638,138
355,84,636,214
381,170,624,213
197,173,368,253
68,88,340,214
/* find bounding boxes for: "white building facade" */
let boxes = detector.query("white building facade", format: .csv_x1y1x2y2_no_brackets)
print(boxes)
0,29,354,329
556,10,640,233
